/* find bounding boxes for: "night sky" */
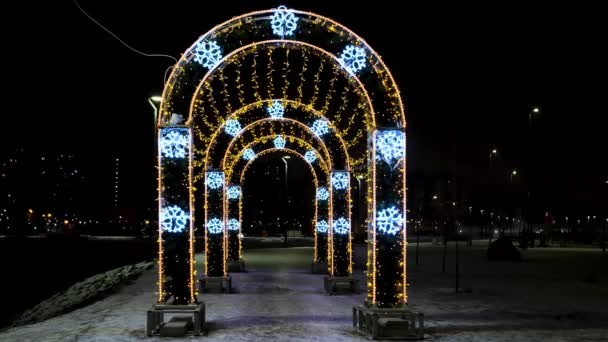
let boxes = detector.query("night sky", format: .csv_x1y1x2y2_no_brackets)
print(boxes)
3,1,607,216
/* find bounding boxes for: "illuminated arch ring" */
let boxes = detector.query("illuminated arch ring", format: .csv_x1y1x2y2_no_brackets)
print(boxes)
225,135,330,184
201,99,351,169
159,8,405,128
206,118,343,173
238,148,327,188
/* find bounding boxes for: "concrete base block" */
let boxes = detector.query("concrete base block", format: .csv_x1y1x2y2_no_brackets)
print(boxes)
146,303,205,337
353,304,424,340
311,261,328,274
200,276,232,293
228,259,246,272
159,316,192,337
324,276,359,295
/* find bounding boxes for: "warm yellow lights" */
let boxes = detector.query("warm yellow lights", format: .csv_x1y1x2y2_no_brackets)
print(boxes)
155,6,408,309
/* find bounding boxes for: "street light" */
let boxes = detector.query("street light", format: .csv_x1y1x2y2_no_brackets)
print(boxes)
281,155,290,244
281,155,290,204
148,96,162,127
490,148,498,168
355,175,364,234
510,169,518,183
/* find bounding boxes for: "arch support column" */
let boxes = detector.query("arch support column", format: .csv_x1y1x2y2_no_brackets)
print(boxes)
330,170,352,277
367,128,407,307
226,184,245,271
202,170,231,292
157,127,196,304
313,184,330,273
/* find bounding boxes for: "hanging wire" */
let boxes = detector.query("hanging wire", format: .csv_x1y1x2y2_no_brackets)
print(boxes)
72,0,177,63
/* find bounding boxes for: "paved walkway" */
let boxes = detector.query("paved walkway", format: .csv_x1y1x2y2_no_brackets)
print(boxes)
1,246,607,341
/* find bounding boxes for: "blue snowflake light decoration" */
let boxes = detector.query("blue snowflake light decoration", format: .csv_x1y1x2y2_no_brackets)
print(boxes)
160,205,189,233
304,150,317,163
274,135,286,149
160,129,189,159
337,45,367,75
193,40,222,69
224,119,241,136
206,172,224,189
316,187,329,201
310,119,330,137
194,40,222,69
333,217,350,235
227,186,241,200
270,5,299,37
266,100,284,118
316,220,329,234
331,171,349,190
206,218,224,234
376,206,404,235
228,218,240,232
242,148,256,161
376,130,405,166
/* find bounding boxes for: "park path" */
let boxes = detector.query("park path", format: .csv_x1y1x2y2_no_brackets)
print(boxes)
1,246,607,341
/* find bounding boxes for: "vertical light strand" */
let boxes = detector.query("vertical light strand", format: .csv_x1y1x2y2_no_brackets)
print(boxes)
296,49,307,103
188,127,195,303
234,55,246,107
266,46,275,99
282,48,290,100
157,129,164,303
251,50,262,102
402,132,407,304
309,59,324,109
218,67,233,115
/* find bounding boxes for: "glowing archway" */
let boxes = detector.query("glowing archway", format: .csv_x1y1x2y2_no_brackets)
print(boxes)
157,6,407,312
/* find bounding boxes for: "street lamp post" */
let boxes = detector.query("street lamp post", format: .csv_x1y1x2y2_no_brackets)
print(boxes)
356,175,364,235
281,155,290,245
149,96,161,224
490,148,497,168
510,169,518,184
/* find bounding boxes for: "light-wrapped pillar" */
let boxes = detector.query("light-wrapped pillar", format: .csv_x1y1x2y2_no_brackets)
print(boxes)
226,185,241,262
315,186,330,265
330,170,351,277
367,128,407,307
157,127,195,304
205,170,226,277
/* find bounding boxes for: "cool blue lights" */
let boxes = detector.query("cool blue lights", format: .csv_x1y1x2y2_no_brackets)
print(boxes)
331,171,349,190
160,205,189,233
227,186,241,200
316,187,329,201
333,217,350,235
224,119,241,136
270,5,298,37
193,40,223,69
242,148,256,161
206,218,224,234
160,128,189,159
274,135,286,149
304,150,317,163
228,218,240,231
376,130,405,166
376,206,404,235
310,119,330,137
267,100,284,118
338,45,367,75
206,172,224,189
316,220,329,233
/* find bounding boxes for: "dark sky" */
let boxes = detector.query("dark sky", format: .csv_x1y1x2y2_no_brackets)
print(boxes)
4,1,607,213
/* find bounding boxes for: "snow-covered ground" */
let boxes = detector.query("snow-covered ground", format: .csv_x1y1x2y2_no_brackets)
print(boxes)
1,245,607,341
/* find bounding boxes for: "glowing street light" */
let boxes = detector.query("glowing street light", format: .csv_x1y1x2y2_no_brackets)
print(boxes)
510,169,518,183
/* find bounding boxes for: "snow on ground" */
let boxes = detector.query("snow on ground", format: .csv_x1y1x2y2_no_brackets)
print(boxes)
1,245,607,341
